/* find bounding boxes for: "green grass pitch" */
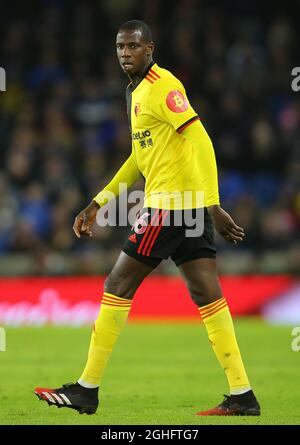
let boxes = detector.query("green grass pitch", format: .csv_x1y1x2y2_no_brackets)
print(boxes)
0,318,299,425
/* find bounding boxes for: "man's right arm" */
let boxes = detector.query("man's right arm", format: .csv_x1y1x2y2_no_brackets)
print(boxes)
93,150,142,207
73,150,141,238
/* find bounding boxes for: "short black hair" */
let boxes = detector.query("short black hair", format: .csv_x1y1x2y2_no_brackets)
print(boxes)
118,20,153,43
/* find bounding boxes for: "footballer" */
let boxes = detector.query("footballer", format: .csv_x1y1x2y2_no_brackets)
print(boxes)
34,20,260,417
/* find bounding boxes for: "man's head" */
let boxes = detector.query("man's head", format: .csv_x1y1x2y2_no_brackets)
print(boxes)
116,20,154,77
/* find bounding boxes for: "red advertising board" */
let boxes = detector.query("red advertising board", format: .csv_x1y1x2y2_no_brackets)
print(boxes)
0,276,294,325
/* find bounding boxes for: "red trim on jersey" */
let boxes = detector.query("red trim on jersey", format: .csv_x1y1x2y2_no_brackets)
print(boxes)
147,71,158,81
149,69,161,79
177,116,200,134
145,75,154,84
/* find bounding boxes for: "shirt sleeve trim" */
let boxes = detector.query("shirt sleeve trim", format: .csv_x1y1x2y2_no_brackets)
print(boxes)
176,115,200,134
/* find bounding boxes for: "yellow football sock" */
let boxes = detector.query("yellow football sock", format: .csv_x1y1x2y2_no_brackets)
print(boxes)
79,292,132,386
199,297,251,394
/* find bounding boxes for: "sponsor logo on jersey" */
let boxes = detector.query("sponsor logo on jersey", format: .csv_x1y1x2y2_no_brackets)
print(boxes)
132,130,151,140
166,90,189,113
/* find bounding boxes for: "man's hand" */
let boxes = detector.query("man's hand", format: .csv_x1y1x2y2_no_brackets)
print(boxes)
73,200,100,238
207,205,245,245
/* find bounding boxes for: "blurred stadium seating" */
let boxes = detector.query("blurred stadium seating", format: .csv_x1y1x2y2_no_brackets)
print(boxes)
0,0,299,277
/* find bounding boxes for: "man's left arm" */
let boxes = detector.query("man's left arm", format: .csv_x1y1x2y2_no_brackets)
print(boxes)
182,121,245,245
181,119,219,208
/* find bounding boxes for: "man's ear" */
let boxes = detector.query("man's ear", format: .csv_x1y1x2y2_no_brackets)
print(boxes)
147,41,155,56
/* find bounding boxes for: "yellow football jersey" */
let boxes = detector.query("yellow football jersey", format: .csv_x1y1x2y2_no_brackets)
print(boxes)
94,62,220,210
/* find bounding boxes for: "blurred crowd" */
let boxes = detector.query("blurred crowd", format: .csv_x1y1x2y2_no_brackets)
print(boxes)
0,0,299,276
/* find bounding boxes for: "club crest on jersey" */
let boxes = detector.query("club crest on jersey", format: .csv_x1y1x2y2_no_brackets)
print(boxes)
134,103,141,117
166,90,188,113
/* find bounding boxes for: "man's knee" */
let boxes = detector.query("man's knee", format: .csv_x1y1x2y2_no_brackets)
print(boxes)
189,289,220,307
179,258,223,307
103,252,154,300
104,270,137,300
187,277,223,307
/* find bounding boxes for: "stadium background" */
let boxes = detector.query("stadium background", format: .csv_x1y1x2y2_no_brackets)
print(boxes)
0,0,300,426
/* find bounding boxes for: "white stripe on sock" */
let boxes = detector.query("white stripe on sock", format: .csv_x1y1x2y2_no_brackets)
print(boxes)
77,378,99,389
230,387,251,395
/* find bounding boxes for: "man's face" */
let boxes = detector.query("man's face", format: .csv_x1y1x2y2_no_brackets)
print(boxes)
116,29,154,76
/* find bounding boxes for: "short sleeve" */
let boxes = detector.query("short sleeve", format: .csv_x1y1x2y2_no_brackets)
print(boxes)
150,78,199,132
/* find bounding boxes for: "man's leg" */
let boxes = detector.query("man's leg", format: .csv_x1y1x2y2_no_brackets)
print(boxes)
78,251,154,388
34,251,154,414
179,257,260,415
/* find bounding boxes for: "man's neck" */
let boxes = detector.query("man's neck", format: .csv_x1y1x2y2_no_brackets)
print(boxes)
128,60,154,87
